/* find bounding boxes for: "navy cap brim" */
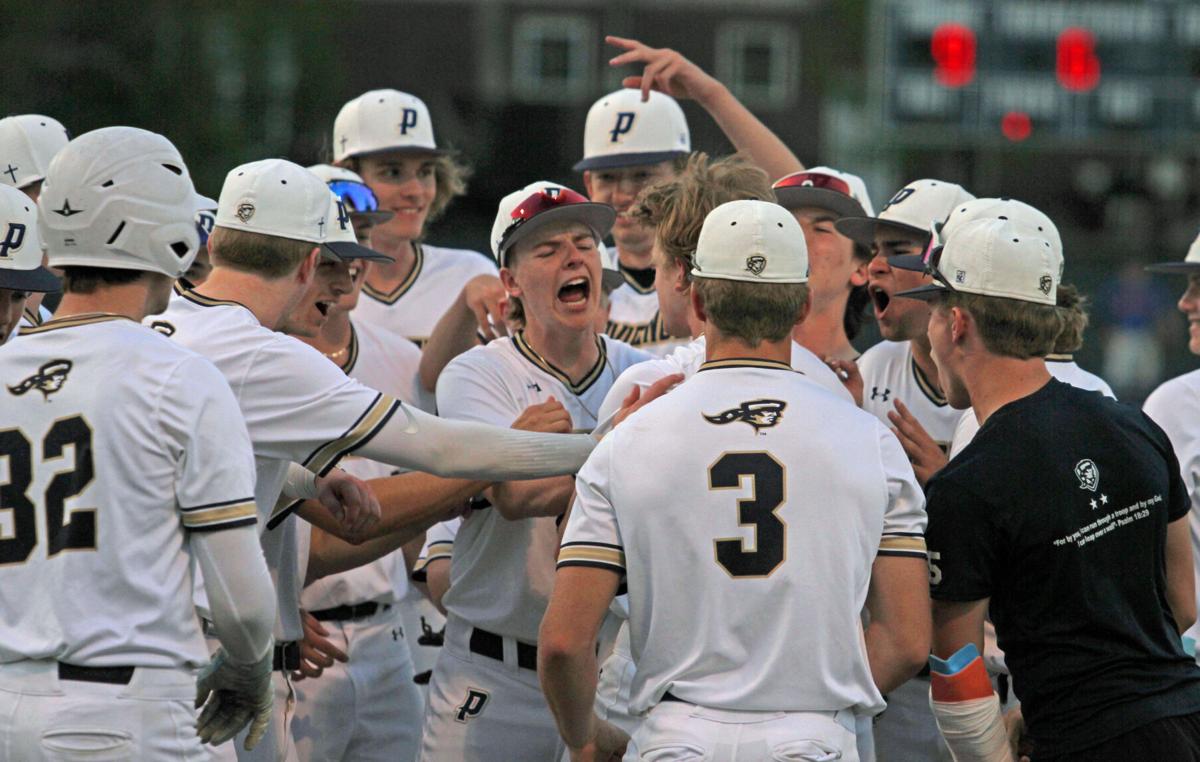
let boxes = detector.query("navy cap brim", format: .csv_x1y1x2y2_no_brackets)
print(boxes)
322,240,395,264
499,203,617,267
341,145,449,162
773,187,866,221
1145,262,1200,274
0,265,62,293
834,217,929,248
349,209,395,225
894,283,949,301
601,269,625,291
574,150,688,172
889,254,928,272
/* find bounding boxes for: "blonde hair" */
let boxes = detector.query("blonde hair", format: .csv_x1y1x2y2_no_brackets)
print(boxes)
344,152,470,227
939,291,1064,359
209,227,315,279
694,278,810,345
633,152,774,278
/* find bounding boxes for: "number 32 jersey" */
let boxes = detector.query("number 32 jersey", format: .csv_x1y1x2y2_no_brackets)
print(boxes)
0,315,257,668
560,359,926,716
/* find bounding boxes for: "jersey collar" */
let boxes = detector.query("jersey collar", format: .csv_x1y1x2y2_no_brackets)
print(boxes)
511,330,608,395
910,354,948,407
698,357,794,373
363,242,423,305
18,312,134,336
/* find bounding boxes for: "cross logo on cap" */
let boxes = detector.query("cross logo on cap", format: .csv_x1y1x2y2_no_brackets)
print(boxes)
3,164,17,183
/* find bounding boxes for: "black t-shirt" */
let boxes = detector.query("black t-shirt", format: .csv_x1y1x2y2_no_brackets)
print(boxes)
927,379,1200,755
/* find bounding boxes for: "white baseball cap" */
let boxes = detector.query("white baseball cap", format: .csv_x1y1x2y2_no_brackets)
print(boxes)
893,197,1063,277
333,90,444,163
0,184,57,292
692,200,808,284
574,89,690,172
836,178,974,247
772,166,875,219
1146,230,1200,274
0,115,70,190
895,217,1059,305
307,163,394,225
490,181,615,268
215,159,392,263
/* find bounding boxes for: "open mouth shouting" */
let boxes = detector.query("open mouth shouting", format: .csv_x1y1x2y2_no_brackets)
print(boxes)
869,284,892,319
557,277,591,308
314,300,333,318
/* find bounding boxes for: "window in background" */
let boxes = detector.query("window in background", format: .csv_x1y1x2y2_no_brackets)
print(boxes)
715,22,799,110
512,14,595,104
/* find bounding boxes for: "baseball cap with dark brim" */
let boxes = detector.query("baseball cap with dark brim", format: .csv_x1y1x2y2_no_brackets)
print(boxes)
835,217,930,250
322,239,393,263
499,204,616,266
574,150,689,172
320,193,394,264
1146,233,1200,274
0,265,61,293
772,168,875,220
0,183,59,292
491,183,616,267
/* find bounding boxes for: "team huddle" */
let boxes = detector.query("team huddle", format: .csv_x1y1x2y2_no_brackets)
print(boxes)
3,36,1200,762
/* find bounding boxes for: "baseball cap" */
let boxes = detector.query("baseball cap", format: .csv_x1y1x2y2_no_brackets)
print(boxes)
1146,230,1200,274
597,241,624,291
574,89,690,172
895,217,1059,305
490,181,616,268
691,200,808,284
892,197,1062,275
772,167,875,219
0,184,58,292
0,115,70,190
215,159,392,263
836,178,974,248
307,164,394,226
333,90,444,164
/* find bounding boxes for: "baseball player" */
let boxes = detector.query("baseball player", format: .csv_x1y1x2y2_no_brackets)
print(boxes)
0,126,277,759
577,36,805,355
541,200,929,762
411,518,460,614
155,159,604,761
0,114,70,325
1144,232,1200,658
904,217,1200,760
772,166,877,362
419,182,650,761
332,90,496,350
0,185,59,344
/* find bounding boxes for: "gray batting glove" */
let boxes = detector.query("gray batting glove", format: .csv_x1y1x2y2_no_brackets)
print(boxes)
195,646,274,750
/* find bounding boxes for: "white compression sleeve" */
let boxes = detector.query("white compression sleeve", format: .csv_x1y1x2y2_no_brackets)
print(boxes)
281,462,318,500
356,403,596,481
193,526,277,664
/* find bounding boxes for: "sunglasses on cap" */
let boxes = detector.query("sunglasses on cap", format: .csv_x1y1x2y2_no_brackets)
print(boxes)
327,180,382,214
500,187,593,248
772,171,853,197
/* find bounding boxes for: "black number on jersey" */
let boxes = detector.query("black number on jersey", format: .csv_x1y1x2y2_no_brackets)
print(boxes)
710,451,786,578
0,416,96,565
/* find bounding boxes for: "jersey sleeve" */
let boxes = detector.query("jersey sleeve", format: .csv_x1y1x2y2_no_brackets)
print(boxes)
412,518,460,582
242,336,401,474
435,349,520,426
876,424,929,559
1144,381,1200,523
161,355,258,532
559,435,625,574
925,475,1001,602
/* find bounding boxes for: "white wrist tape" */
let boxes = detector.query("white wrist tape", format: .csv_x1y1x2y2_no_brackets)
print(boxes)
929,644,1013,762
282,462,318,500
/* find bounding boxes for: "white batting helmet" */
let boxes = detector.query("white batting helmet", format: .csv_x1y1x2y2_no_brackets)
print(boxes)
39,126,201,277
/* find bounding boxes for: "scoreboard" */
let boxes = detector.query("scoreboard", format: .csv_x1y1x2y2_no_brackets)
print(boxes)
875,0,1200,147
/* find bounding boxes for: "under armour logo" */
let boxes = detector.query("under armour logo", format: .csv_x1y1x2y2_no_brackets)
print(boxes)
610,112,635,142
8,359,73,400
336,200,351,231
870,386,891,402
3,164,17,183
53,200,83,217
527,382,542,392
455,689,489,723
883,188,915,209
399,107,419,135
0,223,26,258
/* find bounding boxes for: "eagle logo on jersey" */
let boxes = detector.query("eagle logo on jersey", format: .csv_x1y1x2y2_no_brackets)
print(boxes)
236,202,255,222
1074,458,1099,492
703,399,786,433
745,255,767,276
7,359,73,400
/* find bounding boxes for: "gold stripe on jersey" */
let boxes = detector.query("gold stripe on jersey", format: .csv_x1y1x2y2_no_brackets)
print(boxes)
878,534,927,559
911,356,948,407
557,541,626,571
697,358,794,373
18,313,133,336
605,312,669,347
175,283,252,311
22,306,42,327
1046,353,1074,363
618,264,657,295
341,324,360,373
363,243,423,305
181,499,257,532
425,540,454,562
512,331,609,395
267,394,402,529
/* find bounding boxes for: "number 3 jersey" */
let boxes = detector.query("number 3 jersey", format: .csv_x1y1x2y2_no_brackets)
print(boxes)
560,359,926,716
0,315,258,667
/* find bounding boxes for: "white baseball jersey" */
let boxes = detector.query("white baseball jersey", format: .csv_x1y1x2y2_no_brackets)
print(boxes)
302,318,424,612
157,288,401,641
1144,368,1200,644
604,276,689,357
412,518,461,583
561,358,926,714
858,339,960,450
0,314,257,667
436,332,649,642
949,356,1116,459
596,335,853,431
354,242,496,349
6,304,52,343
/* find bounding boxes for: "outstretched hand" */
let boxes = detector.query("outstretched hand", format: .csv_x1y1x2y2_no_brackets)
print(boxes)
606,36,722,104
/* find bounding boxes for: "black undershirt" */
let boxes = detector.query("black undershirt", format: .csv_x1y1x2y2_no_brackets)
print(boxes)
620,264,656,290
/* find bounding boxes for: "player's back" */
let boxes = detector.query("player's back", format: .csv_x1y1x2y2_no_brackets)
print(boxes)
0,315,256,668
584,359,892,715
